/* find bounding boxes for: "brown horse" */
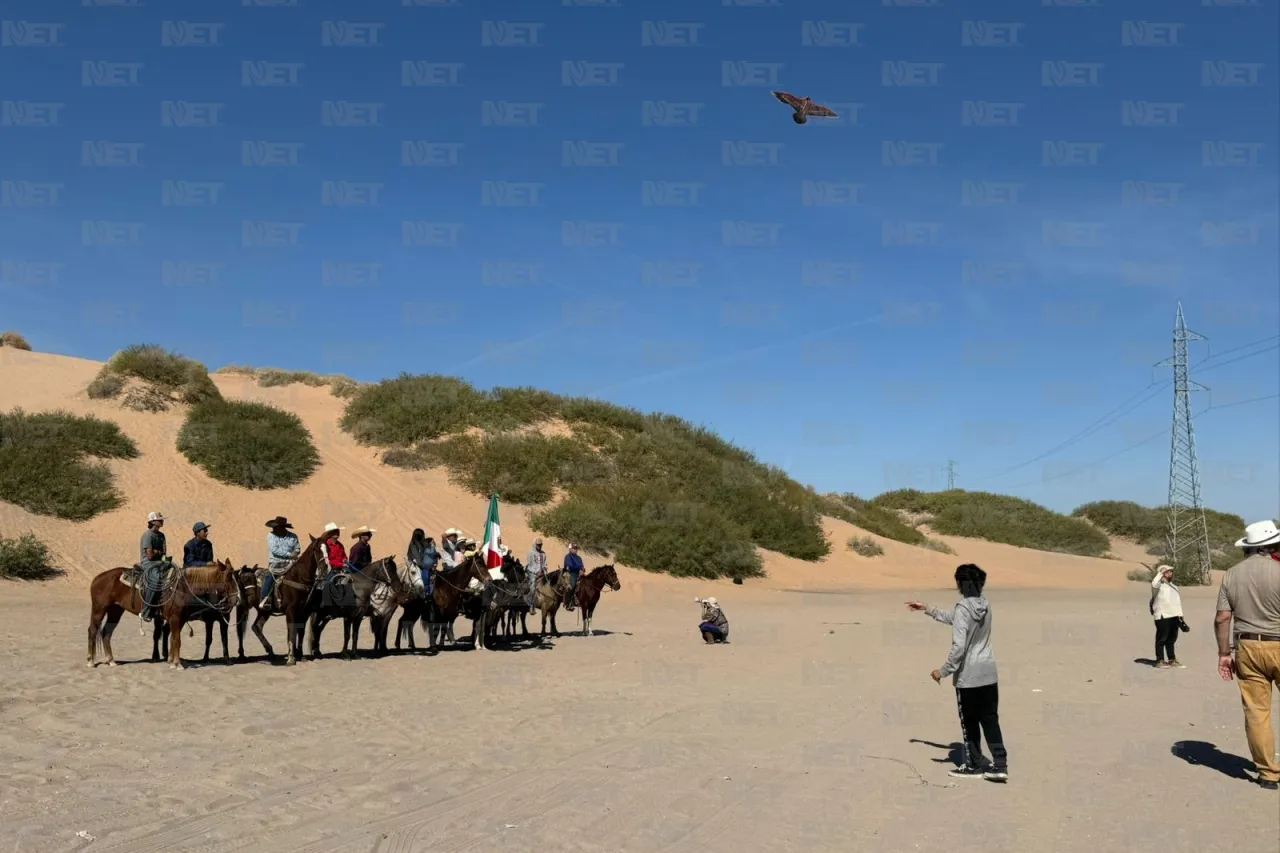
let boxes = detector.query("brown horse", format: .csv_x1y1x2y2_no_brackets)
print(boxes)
86,566,171,667
160,559,241,669
422,554,489,650
574,564,620,636
533,568,572,638
248,535,326,666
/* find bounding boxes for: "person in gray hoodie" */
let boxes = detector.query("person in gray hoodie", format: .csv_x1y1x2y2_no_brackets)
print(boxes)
907,563,1007,783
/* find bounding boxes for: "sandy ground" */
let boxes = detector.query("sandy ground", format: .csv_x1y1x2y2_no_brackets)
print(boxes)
2,580,1278,853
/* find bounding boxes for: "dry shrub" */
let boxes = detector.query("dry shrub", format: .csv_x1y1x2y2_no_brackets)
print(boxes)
0,331,32,350
847,535,884,557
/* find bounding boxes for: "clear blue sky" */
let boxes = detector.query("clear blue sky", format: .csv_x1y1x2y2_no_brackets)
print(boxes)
2,0,1277,520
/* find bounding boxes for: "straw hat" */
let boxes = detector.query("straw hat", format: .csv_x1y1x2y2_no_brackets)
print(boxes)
323,522,341,535
352,526,376,538
1237,520,1280,549
445,527,461,537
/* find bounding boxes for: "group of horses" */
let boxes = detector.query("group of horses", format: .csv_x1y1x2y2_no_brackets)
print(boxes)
86,532,621,669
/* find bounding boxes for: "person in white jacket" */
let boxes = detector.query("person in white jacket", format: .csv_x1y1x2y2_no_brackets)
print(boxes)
1150,564,1184,668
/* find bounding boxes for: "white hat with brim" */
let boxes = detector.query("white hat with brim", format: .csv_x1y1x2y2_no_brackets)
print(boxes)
703,597,719,608
148,511,164,523
445,528,461,537
352,526,376,537
323,522,341,534
1237,520,1280,548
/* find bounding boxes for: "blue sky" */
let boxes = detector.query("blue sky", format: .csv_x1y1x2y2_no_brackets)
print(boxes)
2,0,1277,520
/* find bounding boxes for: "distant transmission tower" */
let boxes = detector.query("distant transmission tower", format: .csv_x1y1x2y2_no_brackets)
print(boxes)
1157,303,1212,585
946,460,956,490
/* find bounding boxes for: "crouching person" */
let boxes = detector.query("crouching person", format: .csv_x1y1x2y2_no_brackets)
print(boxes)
696,597,729,644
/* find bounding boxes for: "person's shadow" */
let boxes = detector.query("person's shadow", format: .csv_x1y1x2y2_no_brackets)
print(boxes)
909,738,965,767
1171,740,1254,781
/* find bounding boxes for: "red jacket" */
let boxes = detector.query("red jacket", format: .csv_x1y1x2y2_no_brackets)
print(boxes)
325,538,348,569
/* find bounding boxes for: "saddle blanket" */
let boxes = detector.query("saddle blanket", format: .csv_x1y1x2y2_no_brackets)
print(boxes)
119,566,177,590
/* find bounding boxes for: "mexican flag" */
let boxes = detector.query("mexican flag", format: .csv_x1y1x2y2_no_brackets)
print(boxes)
482,494,503,570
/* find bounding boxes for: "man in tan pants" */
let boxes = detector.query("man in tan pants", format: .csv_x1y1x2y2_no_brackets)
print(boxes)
1216,520,1280,790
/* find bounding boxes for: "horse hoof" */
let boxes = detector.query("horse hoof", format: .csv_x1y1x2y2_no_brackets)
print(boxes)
86,662,95,668
108,661,118,667
285,658,296,667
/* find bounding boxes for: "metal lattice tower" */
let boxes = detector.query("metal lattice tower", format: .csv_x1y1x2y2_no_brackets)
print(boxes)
1157,303,1212,585
946,460,956,490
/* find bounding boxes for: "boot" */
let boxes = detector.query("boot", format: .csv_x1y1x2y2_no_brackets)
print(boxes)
702,631,715,644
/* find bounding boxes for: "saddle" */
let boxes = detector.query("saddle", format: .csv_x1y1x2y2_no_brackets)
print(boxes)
120,564,178,591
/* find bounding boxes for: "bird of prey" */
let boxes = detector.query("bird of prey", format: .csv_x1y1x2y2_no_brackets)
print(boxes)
772,91,838,124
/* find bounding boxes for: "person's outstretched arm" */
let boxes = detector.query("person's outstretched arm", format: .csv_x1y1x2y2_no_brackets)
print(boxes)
938,605,971,679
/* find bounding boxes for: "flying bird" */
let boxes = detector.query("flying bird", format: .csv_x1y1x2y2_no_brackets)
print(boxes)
772,91,838,124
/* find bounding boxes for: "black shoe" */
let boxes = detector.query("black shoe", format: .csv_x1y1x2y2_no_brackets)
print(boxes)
1257,778,1279,790
949,766,985,779
983,768,1009,783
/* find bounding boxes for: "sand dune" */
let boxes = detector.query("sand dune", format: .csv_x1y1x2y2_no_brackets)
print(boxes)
0,348,1141,595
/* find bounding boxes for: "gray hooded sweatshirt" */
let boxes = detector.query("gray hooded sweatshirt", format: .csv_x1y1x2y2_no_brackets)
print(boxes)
927,596,998,689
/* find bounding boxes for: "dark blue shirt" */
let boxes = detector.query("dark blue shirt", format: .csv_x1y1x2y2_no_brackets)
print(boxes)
563,553,584,573
183,537,213,568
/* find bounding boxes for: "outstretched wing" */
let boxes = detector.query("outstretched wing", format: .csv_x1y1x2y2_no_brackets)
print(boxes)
804,101,838,118
772,91,804,110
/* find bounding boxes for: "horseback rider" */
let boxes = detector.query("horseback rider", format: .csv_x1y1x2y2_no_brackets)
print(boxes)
349,526,375,572
138,511,169,622
526,537,548,607
320,522,349,580
441,528,462,568
261,516,300,610
182,522,214,568
562,543,584,611
407,529,441,597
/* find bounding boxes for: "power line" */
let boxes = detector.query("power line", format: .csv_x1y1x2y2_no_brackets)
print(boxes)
999,393,1279,491
1195,333,1280,367
971,380,1171,483
971,341,1277,485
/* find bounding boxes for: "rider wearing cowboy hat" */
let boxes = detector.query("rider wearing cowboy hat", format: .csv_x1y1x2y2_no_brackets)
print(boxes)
139,511,168,621
349,526,376,571
261,516,300,608
321,522,348,577
441,528,462,568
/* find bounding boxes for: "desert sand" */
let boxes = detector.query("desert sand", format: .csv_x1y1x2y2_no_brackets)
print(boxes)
2,349,1277,851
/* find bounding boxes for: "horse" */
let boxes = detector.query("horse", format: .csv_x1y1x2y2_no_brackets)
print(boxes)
248,535,326,666
574,564,620,636
159,559,242,670
532,568,572,638
86,566,171,666
391,556,436,653
307,556,400,660
474,554,536,650
422,554,489,650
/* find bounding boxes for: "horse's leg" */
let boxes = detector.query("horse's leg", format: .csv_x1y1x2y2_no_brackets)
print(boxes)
219,616,230,662
87,602,105,667
351,616,364,658
252,609,276,659
100,605,124,666
168,616,184,669
203,617,213,662
235,604,247,659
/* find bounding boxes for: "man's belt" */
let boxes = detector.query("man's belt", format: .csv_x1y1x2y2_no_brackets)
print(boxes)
1238,632,1280,642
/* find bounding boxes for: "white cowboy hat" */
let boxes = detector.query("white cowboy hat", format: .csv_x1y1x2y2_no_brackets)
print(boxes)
1237,520,1280,548
445,528,460,537
1157,564,1175,576
323,522,341,534
351,526,376,537
703,597,719,608
147,511,164,523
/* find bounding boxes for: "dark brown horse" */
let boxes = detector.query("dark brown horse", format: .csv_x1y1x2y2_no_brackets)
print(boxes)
248,535,326,666
307,556,400,660
159,559,241,669
87,566,170,667
574,564,620,636
422,554,489,650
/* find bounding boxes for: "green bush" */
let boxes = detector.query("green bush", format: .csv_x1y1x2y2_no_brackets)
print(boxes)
872,489,1111,557
0,331,31,350
344,373,831,577
848,535,884,557
1073,499,1246,553
0,532,60,580
0,409,138,520
88,345,221,407
530,483,763,580
836,494,928,545
177,399,319,489
1127,567,1154,582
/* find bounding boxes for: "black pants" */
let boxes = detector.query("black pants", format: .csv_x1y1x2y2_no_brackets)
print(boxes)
1154,617,1180,662
956,684,1007,771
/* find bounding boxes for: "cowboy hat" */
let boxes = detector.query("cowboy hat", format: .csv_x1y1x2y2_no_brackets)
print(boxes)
265,516,293,529
1237,520,1280,548
444,527,460,537
192,522,211,534
323,522,341,535
147,511,164,523
702,597,719,608
352,526,376,537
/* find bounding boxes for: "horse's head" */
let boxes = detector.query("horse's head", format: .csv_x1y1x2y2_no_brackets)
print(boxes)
596,564,621,591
